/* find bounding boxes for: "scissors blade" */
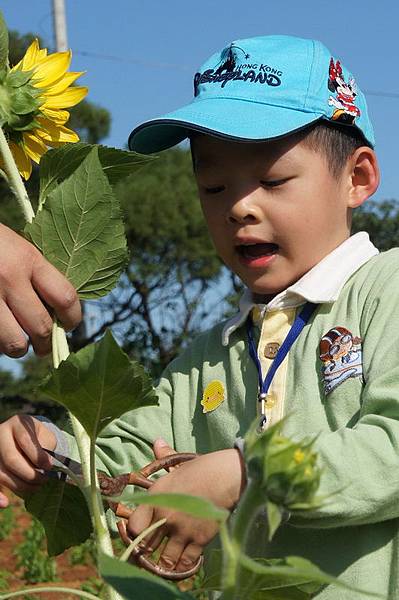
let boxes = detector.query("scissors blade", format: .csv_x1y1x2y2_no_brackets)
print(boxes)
43,448,84,483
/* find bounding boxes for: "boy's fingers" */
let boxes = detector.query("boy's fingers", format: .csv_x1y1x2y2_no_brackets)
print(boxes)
126,505,154,541
31,257,81,331
158,536,185,570
7,288,54,357
0,300,29,357
175,542,203,573
144,525,168,554
153,438,177,471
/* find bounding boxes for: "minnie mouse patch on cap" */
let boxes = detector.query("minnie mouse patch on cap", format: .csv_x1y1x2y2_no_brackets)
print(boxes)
328,58,361,124
319,326,362,395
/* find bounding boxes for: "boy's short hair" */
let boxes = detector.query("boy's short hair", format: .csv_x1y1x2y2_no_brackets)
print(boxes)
129,35,374,158
300,121,373,178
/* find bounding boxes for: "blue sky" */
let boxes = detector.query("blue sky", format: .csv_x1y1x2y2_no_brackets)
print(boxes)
2,0,399,202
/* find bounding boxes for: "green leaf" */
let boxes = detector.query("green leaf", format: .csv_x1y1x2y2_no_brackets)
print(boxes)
99,553,194,600
266,501,282,541
25,478,92,556
41,329,157,438
124,491,229,522
26,146,128,298
39,142,156,202
239,555,383,598
7,69,32,87
201,552,318,598
10,87,40,114
0,11,8,69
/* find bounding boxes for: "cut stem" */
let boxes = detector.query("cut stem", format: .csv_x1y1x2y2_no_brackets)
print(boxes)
0,127,35,223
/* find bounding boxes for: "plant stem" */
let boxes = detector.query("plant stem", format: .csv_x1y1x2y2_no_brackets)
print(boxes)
52,323,121,600
119,517,167,562
0,587,101,600
220,480,265,600
0,127,35,223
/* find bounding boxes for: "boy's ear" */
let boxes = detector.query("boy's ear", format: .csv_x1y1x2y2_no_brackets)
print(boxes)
346,147,380,209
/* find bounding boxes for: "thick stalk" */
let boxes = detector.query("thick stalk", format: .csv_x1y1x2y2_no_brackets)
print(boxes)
220,480,265,600
0,127,35,222
53,323,120,600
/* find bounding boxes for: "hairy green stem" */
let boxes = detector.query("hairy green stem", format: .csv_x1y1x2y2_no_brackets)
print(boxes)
0,586,101,600
0,126,35,222
220,480,265,600
52,323,120,600
119,517,167,562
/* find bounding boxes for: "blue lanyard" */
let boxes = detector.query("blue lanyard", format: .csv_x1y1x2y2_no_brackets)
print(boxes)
246,302,318,431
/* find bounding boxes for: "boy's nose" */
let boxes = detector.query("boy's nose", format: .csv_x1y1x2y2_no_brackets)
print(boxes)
226,194,262,225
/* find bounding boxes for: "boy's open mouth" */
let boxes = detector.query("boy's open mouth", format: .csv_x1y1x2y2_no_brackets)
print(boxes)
237,242,279,259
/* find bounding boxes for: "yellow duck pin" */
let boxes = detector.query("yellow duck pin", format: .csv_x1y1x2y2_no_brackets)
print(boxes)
201,380,225,413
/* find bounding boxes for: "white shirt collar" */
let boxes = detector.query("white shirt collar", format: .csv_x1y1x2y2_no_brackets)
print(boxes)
222,232,379,346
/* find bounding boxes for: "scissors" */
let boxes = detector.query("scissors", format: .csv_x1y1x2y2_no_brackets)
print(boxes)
45,448,203,581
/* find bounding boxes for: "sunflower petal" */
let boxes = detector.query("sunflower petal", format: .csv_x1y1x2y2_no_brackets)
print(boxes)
36,71,85,96
21,39,41,71
42,86,88,109
22,132,48,163
32,50,72,88
10,39,39,73
40,107,70,125
34,118,79,144
9,141,32,179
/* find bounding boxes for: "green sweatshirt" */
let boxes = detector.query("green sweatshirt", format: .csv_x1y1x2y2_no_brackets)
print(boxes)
62,242,399,599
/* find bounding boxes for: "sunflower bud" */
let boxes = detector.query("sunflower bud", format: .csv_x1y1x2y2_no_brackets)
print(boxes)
244,419,322,512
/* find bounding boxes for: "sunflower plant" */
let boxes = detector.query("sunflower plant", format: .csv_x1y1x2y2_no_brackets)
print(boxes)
0,12,382,600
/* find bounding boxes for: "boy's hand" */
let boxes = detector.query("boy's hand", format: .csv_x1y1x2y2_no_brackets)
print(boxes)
127,440,245,573
0,223,81,357
0,415,56,508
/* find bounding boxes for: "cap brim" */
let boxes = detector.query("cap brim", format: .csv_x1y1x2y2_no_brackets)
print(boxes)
128,98,324,153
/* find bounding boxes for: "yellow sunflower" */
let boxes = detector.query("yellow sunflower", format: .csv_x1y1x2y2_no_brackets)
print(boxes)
3,39,87,179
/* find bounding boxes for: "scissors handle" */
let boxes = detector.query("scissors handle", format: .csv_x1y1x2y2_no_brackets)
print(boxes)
108,452,203,581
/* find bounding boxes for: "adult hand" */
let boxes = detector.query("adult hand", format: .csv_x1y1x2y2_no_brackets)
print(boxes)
127,439,245,573
0,415,56,508
0,223,81,357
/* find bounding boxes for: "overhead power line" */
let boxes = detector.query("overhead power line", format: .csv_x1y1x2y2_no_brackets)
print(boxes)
74,50,399,99
74,50,191,72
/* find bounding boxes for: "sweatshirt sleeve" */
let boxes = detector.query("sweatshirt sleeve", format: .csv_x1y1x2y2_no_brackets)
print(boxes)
52,368,175,477
291,267,399,529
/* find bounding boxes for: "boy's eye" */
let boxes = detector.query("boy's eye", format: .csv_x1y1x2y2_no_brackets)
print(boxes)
204,185,225,194
260,179,288,188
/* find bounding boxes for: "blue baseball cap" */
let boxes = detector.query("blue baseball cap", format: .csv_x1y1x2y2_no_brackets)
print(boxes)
128,35,374,153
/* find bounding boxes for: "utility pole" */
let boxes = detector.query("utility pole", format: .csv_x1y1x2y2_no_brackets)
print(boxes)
52,0,68,51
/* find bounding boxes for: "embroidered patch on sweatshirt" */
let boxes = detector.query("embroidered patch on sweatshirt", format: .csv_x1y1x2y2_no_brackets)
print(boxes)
201,380,225,413
319,326,362,395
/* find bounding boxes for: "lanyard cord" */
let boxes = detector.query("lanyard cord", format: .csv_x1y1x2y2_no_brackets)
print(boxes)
246,302,318,430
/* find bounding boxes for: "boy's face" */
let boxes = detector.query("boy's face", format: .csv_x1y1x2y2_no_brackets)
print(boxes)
192,133,353,297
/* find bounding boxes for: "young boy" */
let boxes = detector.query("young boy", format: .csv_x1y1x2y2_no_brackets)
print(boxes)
0,35,397,599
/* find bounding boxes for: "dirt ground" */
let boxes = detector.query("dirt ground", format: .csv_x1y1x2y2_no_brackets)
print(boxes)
0,494,100,599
